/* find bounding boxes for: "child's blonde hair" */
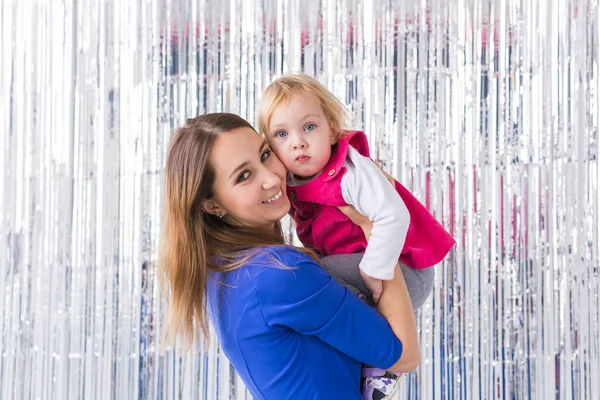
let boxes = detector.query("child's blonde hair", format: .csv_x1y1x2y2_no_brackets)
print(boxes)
257,73,350,142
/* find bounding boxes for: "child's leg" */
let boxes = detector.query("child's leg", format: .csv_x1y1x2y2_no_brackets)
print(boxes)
399,262,434,310
320,253,435,310
320,253,371,296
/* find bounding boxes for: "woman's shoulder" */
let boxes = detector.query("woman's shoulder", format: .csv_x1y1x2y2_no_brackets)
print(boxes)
250,245,312,265
214,245,316,279
243,246,324,285
247,247,336,310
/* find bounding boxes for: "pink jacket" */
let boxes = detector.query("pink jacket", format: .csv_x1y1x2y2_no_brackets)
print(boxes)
287,130,455,269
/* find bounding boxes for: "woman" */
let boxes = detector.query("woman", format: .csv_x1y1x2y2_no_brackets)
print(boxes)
159,113,419,399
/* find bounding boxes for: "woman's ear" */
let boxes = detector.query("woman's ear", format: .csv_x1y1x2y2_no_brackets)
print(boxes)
202,199,224,217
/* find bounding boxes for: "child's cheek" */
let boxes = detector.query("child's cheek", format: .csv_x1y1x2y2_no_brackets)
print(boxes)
271,147,289,168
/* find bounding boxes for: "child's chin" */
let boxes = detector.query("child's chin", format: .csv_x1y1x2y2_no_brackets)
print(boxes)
297,167,320,178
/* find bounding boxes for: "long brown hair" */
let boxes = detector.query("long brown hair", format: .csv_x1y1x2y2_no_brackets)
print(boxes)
159,113,317,348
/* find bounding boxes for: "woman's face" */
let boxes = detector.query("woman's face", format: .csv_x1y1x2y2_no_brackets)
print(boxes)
207,127,290,230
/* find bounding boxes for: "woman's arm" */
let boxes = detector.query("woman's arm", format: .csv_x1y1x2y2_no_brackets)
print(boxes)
377,265,420,373
256,247,405,372
337,205,420,373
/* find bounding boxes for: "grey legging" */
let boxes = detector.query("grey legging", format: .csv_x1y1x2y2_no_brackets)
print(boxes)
321,253,434,309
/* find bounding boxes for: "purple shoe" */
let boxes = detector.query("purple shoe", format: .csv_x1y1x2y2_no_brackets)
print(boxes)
361,367,403,400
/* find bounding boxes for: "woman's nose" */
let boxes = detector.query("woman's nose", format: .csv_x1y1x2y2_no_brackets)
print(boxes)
262,168,281,189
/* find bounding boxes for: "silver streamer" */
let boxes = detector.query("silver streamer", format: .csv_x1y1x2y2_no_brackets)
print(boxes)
1,0,599,399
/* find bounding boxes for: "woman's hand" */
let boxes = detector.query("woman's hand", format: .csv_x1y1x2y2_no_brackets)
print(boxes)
337,204,373,240
377,165,396,186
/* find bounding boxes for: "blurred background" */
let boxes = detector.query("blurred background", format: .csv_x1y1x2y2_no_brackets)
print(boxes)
1,0,598,398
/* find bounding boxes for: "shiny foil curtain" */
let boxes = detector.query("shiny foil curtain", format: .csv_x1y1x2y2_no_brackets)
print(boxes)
1,0,598,399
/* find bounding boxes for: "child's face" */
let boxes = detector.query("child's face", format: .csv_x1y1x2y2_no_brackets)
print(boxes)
266,93,336,179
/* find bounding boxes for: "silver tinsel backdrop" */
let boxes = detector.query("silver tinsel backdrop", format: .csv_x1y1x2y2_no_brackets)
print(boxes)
1,0,599,399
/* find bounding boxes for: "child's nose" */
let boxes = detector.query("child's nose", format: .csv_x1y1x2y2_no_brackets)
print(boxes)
292,137,307,149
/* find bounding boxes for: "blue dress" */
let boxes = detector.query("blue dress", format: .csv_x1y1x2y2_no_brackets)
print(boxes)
207,246,403,399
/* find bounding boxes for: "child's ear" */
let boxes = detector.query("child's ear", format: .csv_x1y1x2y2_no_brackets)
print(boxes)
330,130,338,145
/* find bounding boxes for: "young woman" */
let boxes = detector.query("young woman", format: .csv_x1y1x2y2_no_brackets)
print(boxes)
159,113,419,399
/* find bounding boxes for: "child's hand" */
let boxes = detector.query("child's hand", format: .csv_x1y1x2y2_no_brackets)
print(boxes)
360,270,383,304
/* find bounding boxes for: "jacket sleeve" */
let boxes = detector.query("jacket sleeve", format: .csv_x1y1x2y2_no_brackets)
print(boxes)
256,248,403,370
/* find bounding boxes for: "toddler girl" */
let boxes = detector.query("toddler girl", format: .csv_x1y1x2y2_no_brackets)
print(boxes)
258,73,455,400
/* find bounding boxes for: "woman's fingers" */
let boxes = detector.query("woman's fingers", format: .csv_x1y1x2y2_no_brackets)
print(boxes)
377,165,396,186
337,205,373,240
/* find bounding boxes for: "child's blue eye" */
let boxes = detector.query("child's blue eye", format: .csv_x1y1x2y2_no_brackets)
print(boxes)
305,124,316,131
275,131,288,138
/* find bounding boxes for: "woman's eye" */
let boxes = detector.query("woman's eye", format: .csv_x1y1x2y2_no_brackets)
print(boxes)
261,150,271,162
237,171,251,183
275,131,288,138
305,124,316,131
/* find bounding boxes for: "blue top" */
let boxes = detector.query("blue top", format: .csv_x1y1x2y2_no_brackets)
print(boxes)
207,246,403,399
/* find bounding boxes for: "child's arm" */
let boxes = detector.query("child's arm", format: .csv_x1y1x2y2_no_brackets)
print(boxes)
341,147,410,281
